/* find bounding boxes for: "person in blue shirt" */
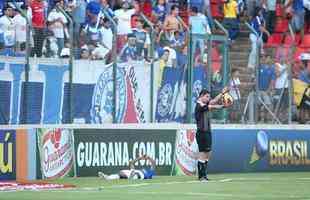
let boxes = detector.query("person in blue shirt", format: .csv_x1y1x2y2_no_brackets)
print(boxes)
132,17,150,59
247,7,270,70
98,155,156,180
119,33,140,62
286,0,305,34
189,6,210,58
298,63,310,84
153,0,168,23
258,54,276,121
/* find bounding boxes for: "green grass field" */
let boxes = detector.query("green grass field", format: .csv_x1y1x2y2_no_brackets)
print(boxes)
2,172,310,200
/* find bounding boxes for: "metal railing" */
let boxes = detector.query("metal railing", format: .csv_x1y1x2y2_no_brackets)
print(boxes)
56,5,74,123
101,8,118,123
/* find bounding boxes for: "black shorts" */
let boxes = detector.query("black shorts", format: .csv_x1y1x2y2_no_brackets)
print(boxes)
196,130,212,152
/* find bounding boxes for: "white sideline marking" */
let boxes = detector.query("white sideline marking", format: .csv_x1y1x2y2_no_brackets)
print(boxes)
219,178,232,182
297,177,310,180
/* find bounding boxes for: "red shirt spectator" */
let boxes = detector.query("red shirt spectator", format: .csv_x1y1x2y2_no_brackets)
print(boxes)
30,0,45,28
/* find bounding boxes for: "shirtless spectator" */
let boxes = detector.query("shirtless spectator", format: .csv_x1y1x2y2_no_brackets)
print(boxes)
163,5,186,32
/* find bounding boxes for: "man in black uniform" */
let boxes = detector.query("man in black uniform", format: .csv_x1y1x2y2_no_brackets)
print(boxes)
195,87,229,181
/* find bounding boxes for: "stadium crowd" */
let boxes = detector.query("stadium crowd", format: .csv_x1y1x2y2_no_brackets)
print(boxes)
0,0,309,123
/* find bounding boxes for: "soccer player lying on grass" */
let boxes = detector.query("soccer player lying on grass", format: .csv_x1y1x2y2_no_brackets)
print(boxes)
98,155,156,180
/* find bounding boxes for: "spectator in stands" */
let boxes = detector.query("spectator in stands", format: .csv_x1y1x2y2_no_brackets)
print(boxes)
166,0,179,13
298,61,310,84
189,6,211,58
157,28,175,47
119,33,140,62
80,48,90,59
157,49,170,88
170,30,186,52
274,60,289,122
229,68,242,122
70,0,87,46
42,30,58,58
81,1,101,45
99,17,113,52
47,0,68,56
286,0,305,38
152,0,167,23
131,0,142,29
114,0,135,52
98,0,114,19
298,61,310,123
0,5,15,54
163,45,177,67
248,7,270,70
163,5,186,32
132,17,150,59
13,4,32,54
246,0,260,18
30,0,46,57
91,42,110,60
258,54,276,122
223,0,239,42
60,41,70,58
262,0,276,34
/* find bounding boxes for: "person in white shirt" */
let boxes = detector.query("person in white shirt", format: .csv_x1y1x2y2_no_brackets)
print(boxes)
13,4,32,53
0,5,15,49
229,68,241,122
114,0,135,52
99,17,113,51
274,60,289,122
47,0,68,56
163,45,177,68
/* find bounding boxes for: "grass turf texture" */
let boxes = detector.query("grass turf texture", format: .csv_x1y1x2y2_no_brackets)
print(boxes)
2,172,310,200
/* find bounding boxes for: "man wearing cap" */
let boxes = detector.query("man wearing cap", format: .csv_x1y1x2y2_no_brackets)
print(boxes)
195,87,229,181
81,1,101,45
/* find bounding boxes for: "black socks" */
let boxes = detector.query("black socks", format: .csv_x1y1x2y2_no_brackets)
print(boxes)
197,160,206,179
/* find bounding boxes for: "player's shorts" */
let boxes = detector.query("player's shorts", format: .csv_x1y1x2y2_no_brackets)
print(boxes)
196,130,212,152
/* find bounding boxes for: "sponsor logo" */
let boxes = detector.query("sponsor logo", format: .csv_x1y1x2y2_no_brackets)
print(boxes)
174,130,198,175
91,65,127,123
0,132,14,175
250,131,269,164
40,129,74,179
269,140,310,165
157,84,173,118
250,130,310,166
76,141,173,167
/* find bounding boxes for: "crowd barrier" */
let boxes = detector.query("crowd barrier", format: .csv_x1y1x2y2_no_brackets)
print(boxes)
0,124,309,181
0,57,208,124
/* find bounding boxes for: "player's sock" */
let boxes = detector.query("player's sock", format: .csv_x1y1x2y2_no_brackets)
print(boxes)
197,160,206,179
204,160,209,180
